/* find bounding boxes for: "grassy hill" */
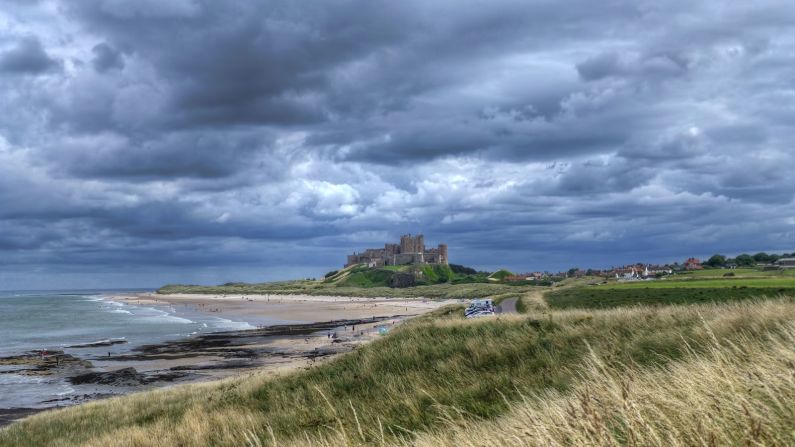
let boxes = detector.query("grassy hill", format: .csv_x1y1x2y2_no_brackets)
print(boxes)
158,263,500,298
487,268,514,281
3,287,795,445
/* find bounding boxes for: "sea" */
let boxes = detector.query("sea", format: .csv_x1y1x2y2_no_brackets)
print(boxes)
0,289,255,411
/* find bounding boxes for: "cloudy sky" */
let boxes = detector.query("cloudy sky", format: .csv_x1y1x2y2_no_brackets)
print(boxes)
1,0,794,289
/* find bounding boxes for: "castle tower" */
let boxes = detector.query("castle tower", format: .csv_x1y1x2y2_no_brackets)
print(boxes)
416,234,425,253
438,243,448,265
400,234,414,254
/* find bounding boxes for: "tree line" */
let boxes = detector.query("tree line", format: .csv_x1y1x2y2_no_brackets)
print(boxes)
705,252,793,268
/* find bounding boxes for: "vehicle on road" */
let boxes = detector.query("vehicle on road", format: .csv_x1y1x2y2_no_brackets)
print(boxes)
465,299,495,318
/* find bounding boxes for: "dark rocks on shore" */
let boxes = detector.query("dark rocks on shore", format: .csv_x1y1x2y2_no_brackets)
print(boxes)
65,339,128,349
0,351,93,376
113,316,402,362
68,367,190,387
69,367,146,386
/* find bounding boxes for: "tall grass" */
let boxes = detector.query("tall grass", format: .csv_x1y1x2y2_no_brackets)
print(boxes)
3,298,795,446
300,319,795,446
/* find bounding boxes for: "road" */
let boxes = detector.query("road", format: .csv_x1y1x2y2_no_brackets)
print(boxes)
496,297,518,314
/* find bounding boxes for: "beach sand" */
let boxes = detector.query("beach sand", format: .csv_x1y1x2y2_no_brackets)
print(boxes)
114,292,459,327
0,293,460,428
105,292,460,379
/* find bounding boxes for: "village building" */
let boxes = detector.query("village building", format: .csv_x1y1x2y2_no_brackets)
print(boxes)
612,263,674,280
776,257,795,268
684,257,703,270
345,234,448,267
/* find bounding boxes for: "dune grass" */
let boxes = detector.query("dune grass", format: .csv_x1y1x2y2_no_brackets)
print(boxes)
3,296,795,446
158,280,528,300
402,316,795,447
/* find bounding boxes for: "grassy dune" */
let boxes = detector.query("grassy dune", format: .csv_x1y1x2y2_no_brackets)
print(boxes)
3,294,795,446
158,280,528,299
405,317,795,447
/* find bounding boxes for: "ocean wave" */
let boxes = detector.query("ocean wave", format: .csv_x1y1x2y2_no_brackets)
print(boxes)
109,309,133,315
209,317,255,330
0,374,47,385
56,386,75,396
138,309,194,324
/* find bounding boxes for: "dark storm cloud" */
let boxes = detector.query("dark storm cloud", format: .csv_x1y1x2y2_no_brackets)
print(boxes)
91,43,124,72
0,36,59,75
0,0,794,289
53,130,275,179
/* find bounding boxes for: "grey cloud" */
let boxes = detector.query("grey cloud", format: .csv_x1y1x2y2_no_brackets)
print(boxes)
0,36,59,75
52,131,274,179
577,52,622,81
91,42,124,72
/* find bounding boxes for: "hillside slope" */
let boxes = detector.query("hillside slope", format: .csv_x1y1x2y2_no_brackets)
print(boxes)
3,295,795,446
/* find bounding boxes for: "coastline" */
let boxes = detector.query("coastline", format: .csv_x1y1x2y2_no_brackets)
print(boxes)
114,292,457,326
1,293,456,428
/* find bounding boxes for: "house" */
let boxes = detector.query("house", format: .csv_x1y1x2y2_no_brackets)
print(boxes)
684,258,703,270
504,275,529,282
776,258,795,268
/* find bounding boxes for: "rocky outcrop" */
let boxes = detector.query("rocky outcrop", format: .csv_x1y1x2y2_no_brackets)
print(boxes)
65,339,128,348
389,272,416,288
68,367,188,386
69,367,146,386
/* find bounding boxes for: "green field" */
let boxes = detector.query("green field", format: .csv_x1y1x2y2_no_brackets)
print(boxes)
602,277,795,289
546,286,795,309
547,270,795,311
676,268,795,278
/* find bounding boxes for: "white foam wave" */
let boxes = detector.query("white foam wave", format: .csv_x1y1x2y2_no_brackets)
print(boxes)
56,386,75,396
0,374,46,385
109,309,132,315
139,311,194,324
210,317,255,330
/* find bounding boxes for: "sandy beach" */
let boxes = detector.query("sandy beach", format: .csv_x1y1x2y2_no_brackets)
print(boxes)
0,293,459,427
114,292,459,326
102,293,460,378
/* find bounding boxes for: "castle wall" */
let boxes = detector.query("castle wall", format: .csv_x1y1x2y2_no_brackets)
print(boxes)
346,234,448,267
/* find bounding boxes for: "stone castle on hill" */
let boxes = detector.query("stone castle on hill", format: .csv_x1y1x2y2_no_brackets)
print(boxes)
345,234,448,268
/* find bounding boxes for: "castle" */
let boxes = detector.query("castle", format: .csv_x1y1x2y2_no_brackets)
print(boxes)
345,234,448,268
